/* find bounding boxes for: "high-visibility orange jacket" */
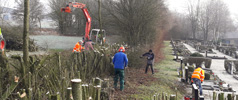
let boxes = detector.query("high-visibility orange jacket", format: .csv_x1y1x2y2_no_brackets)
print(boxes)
191,67,205,82
64,7,71,13
73,42,84,52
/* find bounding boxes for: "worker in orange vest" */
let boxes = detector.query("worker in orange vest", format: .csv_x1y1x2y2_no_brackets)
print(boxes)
61,5,71,13
191,65,205,95
73,41,84,52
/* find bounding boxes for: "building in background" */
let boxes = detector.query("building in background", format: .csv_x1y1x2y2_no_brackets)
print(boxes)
0,7,17,26
222,31,238,47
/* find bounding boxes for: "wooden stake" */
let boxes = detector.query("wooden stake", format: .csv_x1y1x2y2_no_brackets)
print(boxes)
213,91,217,100
50,94,60,100
170,95,176,100
219,92,224,100
227,94,232,100
66,87,72,100
71,79,82,100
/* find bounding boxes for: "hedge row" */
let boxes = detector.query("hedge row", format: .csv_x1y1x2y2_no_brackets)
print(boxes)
184,57,212,68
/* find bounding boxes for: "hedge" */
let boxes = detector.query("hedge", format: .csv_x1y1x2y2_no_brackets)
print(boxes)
184,57,212,68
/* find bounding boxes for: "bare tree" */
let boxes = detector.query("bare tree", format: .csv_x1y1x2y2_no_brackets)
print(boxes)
186,0,200,39
169,13,191,40
103,0,167,46
198,0,235,41
49,0,93,35
13,0,44,28
0,0,10,26
199,1,213,41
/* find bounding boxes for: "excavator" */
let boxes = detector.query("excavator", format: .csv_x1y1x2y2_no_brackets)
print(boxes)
61,2,106,45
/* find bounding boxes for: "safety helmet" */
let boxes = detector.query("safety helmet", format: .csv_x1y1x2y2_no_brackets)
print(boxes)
118,46,125,52
78,40,83,44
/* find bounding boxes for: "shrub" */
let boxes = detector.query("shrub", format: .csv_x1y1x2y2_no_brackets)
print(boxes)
2,26,38,51
225,60,238,72
184,57,211,68
188,66,195,72
205,73,210,80
190,52,204,57
127,47,147,68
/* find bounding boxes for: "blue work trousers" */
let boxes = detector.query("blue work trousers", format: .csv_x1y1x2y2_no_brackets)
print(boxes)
192,78,202,95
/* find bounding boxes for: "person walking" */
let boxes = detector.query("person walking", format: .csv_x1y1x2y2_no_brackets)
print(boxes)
113,46,128,91
191,65,205,95
141,49,154,74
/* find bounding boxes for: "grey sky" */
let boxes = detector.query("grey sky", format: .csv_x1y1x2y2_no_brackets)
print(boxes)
3,0,238,19
165,0,238,17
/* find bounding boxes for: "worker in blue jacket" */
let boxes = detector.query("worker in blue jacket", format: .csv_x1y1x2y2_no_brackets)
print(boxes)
113,46,128,91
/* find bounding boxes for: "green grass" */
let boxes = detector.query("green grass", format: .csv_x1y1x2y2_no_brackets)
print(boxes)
130,41,184,99
49,49,65,52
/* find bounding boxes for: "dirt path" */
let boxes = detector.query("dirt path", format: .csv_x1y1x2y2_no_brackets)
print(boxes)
183,43,238,98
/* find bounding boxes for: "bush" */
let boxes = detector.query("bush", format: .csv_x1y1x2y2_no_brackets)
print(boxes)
188,66,195,72
205,73,210,80
127,47,147,68
225,60,238,72
190,52,204,57
2,26,38,51
184,57,211,68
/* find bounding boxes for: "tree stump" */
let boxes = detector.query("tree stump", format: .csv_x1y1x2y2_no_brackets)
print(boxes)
71,79,82,100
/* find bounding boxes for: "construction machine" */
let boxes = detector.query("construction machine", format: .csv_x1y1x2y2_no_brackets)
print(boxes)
61,2,106,44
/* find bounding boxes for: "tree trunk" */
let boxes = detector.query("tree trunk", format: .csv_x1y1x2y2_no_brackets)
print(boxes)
98,0,103,44
23,0,30,64
38,17,41,32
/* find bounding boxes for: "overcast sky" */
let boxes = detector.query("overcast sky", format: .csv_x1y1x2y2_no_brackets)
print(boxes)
3,0,238,18
165,0,238,17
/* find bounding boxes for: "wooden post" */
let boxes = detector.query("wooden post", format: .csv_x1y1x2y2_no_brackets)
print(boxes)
175,87,178,100
213,91,217,100
154,94,156,100
50,94,60,100
199,96,204,100
205,51,208,57
181,59,183,70
219,92,224,100
95,85,101,100
165,94,168,100
231,62,234,75
192,84,199,100
162,92,164,100
71,79,82,100
94,77,102,86
158,93,160,100
170,95,176,100
66,87,72,100
185,67,188,83
227,94,232,100
180,59,183,78
82,84,86,100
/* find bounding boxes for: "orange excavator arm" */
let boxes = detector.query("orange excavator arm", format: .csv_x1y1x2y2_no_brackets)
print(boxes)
61,2,91,41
